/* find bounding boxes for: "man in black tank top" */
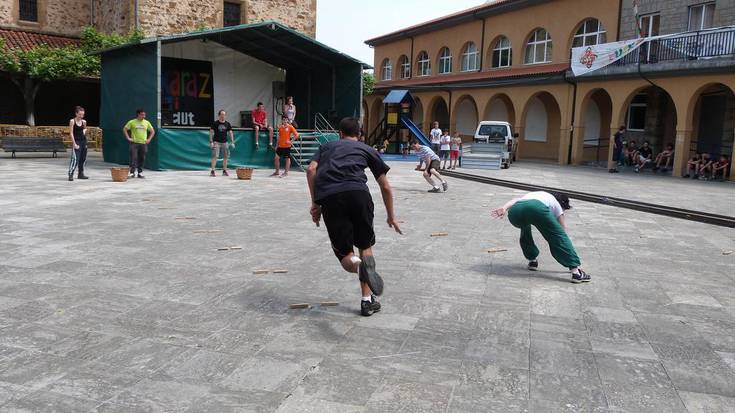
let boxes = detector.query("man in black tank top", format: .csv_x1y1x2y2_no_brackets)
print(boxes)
68,106,88,181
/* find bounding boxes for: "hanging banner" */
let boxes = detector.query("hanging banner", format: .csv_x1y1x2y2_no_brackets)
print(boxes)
571,38,645,76
160,58,214,127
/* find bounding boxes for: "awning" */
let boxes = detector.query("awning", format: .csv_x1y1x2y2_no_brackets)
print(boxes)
382,89,413,104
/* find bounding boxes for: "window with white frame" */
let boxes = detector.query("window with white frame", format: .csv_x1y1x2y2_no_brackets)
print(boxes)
627,94,648,131
460,42,480,72
688,3,715,30
438,47,452,74
380,59,392,81
572,19,607,48
417,51,431,76
492,36,512,68
398,55,410,79
524,28,553,64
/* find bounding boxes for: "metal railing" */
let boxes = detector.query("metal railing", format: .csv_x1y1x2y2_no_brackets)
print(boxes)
615,26,735,66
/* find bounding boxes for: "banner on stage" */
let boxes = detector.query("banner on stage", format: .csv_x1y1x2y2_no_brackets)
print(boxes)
571,38,645,76
161,58,214,127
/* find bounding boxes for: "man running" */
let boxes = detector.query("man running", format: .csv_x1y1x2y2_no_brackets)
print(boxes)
491,191,590,283
272,116,299,177
209,110,235,177
67,106,88,181
307,117,402,316
411,139,448,193
123,109,155,178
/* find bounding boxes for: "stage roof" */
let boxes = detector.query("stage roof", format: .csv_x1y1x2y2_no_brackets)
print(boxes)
97,21,370,70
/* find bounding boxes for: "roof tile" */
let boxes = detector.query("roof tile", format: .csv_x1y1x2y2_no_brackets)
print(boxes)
0,28,80,51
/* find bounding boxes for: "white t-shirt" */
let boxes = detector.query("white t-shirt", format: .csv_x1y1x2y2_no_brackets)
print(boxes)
440,135,451,150
430,128,442,144
520,191,564,218
415,145,440,161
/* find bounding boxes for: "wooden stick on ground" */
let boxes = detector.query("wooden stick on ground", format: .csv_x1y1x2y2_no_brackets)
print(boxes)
289,303,310,309
430,232,449,237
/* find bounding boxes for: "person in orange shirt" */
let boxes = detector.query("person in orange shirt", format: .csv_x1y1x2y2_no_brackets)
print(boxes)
272,115,299,177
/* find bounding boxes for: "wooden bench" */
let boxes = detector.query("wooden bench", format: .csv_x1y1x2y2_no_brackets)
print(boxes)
2,137,67,158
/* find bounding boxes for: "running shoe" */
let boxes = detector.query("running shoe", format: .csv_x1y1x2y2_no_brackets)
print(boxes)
528,261,538,271
358,256,384,296
428,187,441,193
442,182,448,192
360,296,381,316
571,270,591,284
68,175,74,181
210,170,216,177
222,170,229,177
78,174,88,180
137,173,145,179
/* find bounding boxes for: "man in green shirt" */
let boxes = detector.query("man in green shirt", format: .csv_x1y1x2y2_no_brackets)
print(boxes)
123,109,156,178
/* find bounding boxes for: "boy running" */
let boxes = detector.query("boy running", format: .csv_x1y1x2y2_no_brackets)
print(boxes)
209,110,235,177
411,139,448,193
123,109,155,178
306,117,402,316
67,106,88,181
272,116,299,177
491,191,590,283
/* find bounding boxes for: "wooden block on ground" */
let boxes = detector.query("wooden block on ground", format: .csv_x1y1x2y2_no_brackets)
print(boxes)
289,303,310,309
217,247,230,251
486,247,508,253
430,232,449,237
723,250,734,256
252,269,269,274
175,216,196,220
230,246,242,250
272,269,289,274
319,302,339,307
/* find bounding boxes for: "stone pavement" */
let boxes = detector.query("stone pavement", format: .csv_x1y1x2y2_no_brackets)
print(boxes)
460,160,735,216
0,153,734,412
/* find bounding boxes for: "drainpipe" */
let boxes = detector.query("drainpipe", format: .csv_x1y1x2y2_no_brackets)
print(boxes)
563,69,577,165
616,0,623,41
90,0,94,26
409,37,414,80
134,0,140,31
475,12,485,70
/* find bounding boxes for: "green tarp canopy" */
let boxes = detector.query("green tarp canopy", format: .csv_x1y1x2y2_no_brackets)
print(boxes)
99,21,367,170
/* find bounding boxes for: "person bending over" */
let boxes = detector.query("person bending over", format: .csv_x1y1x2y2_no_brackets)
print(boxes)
307,117,402,316
410,139,448,193
697,153,714,180
491,191,590,284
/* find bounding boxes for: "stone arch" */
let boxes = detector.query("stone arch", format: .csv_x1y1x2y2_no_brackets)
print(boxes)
578,88,613,164
451,95,479,137
687,83,735,161
483,93,516,125
520,91,562,160
412,97,424,128
426,95,450,132
617,86,677,154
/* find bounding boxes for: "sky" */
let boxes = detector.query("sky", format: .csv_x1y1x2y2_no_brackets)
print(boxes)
316,0,484,67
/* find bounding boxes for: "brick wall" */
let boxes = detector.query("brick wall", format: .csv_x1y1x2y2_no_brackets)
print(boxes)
246,0,316,37
136,0,221,36
620,0,735,40
0,0,91,36
92,0,132,35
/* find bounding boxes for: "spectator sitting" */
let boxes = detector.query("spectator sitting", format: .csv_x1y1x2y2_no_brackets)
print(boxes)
652,143,675,173
697,153,714,180
623,140,638,166
683,152,703,178
252,102,273,149
711,155,730,181
634,141,653,173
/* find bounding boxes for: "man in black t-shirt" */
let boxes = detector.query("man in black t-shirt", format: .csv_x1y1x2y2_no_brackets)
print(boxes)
209,110,236,176
634,141,653,173
306,117,402,317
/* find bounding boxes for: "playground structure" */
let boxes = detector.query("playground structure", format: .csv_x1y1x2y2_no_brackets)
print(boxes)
367,90,430,152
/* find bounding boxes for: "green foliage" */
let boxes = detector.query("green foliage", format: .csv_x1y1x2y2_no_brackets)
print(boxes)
0,26,144,81
362,71,375,96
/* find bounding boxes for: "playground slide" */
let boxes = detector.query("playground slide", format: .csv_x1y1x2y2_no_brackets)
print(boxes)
399,115,431,147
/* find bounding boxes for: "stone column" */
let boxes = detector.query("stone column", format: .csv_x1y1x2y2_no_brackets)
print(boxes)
672,129,692,177
514,126,523,161
606,126,617,170
558,127,571,165
570,125,585,165
731,141,735,180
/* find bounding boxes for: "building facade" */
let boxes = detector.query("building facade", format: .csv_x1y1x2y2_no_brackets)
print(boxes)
364,0,735,179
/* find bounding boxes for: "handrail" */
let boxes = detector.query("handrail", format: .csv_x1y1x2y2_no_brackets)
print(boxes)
614,26,735,66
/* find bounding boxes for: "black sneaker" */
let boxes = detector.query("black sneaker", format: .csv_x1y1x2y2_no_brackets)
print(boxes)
428,187,441,193
528,261,538,271
68,175,74,181
361,296,381,317
78,174,88,180
137,173,145,179
358,256,384,296
571,270,591,284
442,182,448,192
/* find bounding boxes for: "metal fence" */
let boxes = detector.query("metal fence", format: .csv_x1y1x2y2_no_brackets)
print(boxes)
616,27,735,66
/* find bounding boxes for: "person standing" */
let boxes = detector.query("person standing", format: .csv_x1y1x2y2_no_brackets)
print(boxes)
450,132,462,170
67,106,88,181
306,117,402,316
491,191,590,283
123,109,155,179
609,126,625,173
209,110,235,177
439,130,451,169
283,96,297,128
252,102,273,149
272,116,299,177
411,139,448,193
430,121,442,154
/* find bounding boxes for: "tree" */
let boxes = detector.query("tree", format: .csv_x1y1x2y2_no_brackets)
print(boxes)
0,27,143,126
362,71,374,96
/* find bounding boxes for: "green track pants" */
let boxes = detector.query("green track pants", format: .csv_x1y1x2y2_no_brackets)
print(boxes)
507,200,581,269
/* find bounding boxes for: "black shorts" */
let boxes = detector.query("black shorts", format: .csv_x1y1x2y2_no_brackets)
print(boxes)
320,190,375,261
276,147,291,158
427,160,440,172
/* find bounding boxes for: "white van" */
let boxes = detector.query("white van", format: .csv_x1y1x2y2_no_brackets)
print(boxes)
473,121,518,168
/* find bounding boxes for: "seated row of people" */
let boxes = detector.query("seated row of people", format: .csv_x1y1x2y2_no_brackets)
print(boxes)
620,140,675,173
684,153,730,181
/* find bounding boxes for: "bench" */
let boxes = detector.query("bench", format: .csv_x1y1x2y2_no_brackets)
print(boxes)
2,137,66,158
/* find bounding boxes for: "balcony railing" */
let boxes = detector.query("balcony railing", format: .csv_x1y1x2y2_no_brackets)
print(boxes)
615,26,735,66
